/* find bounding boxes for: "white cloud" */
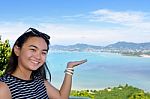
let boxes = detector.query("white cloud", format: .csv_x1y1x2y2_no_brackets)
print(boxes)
88,9,150,33
0,22,29,41
0,9,150,46
90,9,144,25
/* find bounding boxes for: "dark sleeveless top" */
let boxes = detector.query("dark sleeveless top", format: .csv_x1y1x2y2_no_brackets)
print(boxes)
0,74,49,99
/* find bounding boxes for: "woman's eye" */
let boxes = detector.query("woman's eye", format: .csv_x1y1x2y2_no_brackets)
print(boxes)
42,52,47,55
30,49,36,51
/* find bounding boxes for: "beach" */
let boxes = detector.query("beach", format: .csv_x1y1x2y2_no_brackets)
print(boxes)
140,54,150,58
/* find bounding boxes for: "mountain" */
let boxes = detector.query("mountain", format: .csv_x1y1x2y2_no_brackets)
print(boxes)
50,42,150,52
105,41,150,50
50,43,102,51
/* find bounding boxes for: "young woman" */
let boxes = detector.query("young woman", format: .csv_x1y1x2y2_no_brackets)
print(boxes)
0,28,87,99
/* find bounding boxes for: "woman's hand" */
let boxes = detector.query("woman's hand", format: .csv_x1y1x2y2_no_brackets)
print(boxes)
67,59,87,68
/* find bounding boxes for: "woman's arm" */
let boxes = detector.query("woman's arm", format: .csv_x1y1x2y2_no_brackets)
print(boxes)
0,82,12,99
45,59,87,99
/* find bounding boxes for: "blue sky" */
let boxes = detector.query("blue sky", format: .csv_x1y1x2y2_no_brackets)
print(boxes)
0,0,150,46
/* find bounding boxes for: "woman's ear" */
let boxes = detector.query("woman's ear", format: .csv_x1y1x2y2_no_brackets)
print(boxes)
14,45,20,56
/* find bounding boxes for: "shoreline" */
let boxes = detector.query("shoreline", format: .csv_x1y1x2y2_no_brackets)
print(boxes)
140,54,150,58
71,88,150,93
71,84,150,93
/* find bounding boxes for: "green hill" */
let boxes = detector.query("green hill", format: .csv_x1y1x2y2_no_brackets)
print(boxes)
70,84,150,99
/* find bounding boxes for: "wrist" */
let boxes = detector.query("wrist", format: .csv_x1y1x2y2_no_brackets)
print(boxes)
64,67,74,76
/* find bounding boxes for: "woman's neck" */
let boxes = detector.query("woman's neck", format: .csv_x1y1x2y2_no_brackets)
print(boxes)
12,66,32,80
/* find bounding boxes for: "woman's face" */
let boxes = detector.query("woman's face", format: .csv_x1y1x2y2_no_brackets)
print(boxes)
15,37,48,71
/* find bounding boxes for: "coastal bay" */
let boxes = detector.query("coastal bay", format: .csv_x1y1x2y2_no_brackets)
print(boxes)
47,51,150,92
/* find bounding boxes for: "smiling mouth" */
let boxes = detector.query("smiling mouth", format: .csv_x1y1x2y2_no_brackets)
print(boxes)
30,60,40,64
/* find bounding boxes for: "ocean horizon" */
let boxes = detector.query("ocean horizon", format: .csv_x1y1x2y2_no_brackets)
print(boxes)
46,51,150,92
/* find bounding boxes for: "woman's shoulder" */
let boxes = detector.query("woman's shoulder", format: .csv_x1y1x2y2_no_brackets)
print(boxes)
0,74,11,95
0,81,9,90
0,81,11,98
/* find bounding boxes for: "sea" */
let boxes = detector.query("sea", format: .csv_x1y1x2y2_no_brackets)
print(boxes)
46,51,150,92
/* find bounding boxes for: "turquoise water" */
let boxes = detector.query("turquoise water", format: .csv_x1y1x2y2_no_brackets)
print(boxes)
46,51,150,92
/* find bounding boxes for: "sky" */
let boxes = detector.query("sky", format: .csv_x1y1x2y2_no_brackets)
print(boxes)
0,0,150,46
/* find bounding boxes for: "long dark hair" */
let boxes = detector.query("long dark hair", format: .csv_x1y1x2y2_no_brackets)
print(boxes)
5,28,51,81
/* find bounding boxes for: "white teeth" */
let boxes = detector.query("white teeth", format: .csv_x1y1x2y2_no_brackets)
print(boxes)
31,60,39,64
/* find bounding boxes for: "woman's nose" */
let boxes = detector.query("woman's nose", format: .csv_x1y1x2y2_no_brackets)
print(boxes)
34,51,41,59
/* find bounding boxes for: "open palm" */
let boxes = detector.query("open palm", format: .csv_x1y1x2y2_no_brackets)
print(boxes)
67,59,87,68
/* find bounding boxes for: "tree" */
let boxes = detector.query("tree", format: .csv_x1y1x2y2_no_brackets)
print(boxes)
129,91,147,99
0,39,11,76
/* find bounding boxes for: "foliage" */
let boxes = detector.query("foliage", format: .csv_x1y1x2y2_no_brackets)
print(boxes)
0,39,11,76
70,84,150,99
128,91,149,99
70,90,95,99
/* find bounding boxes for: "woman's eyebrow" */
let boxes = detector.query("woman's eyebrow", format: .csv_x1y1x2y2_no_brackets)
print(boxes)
29,45,38,48
29,45,48,52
